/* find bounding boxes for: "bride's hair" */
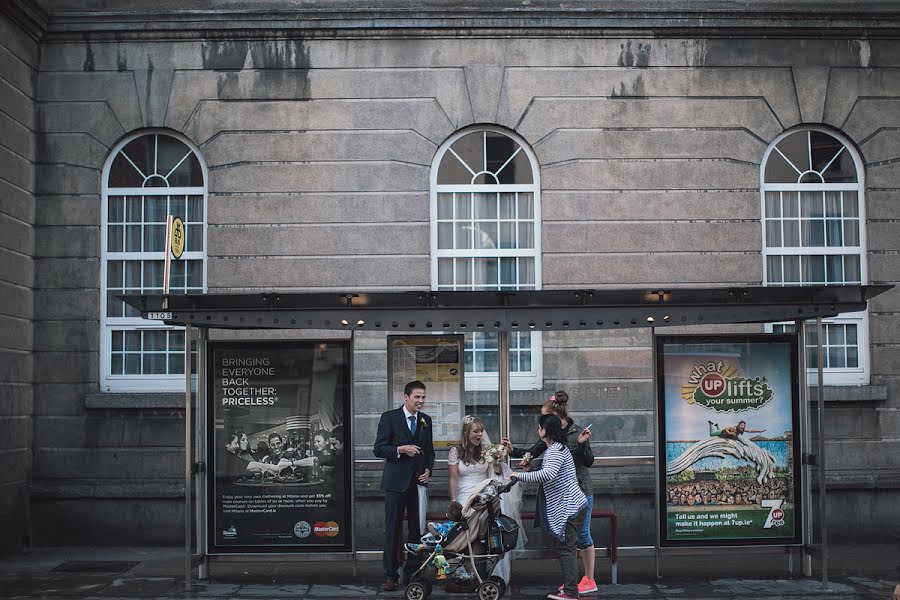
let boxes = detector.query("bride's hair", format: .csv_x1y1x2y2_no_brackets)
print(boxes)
542,390,569,419
456,415,486,465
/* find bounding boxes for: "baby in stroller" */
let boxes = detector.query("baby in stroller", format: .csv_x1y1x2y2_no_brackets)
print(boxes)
406,500,463,553
402,479,519,600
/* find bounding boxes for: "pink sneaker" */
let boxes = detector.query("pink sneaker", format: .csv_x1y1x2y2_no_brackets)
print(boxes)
557,576,598,595
548,592,579,600
577,576,598,594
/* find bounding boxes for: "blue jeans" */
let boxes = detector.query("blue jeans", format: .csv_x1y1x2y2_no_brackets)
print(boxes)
576,494,594,550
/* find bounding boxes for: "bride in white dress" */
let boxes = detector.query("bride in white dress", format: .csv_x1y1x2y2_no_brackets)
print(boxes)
447,415,526,585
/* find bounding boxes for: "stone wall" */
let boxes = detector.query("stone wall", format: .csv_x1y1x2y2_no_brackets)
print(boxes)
0,3,41,552
21,4,900,545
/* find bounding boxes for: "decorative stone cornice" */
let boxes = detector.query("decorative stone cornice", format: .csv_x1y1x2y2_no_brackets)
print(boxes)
1,0,48,42
36,1,900,41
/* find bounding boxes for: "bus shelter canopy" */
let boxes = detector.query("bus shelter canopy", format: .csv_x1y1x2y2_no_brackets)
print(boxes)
122,284,890,331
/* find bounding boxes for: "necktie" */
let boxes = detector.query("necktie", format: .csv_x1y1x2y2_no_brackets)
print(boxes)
408,415,417,435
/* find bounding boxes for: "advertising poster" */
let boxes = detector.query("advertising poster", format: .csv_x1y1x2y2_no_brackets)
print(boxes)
208,341,351,553
388,335,464,448
656,335,802,546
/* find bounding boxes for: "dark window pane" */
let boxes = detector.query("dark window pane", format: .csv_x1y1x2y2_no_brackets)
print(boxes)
765,192,780,217
766,256,783,283
170,331,185,352
143,353,168,374
844,255,860,282
187,196,204,221
783,256,800,284
108,196,124,222
826,220,842,246
108,225,124,252
784,221,800,247
437,194,453,219
802,220,824,247
767,132,807,182
186,225,203,252
455,193,471,219
802,255,825,284
847,346,858,367
843,221,859,246
782,192,799,218
145,197,167,222
107,291,123,317
500,257,516,286
842,192,859,218
766,221,782,247
438,132,482,184
126,197,142,223
828,346,844,368
826,255,843,283
144,224,165,252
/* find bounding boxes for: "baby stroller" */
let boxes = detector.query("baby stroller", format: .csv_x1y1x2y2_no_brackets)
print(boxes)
404,478,519,600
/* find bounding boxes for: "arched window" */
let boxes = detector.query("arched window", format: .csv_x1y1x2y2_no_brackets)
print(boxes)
100,131,207,391
431,127,542,390
761,127,868,384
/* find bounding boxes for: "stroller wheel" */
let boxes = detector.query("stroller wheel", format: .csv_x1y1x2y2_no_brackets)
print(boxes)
476,579,502,600
488,576,507,597
404,580,429,600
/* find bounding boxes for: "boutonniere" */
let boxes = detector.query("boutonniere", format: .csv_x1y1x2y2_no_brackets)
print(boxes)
419,418,428,429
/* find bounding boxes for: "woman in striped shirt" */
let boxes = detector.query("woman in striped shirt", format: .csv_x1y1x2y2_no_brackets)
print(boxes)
510,414,588,600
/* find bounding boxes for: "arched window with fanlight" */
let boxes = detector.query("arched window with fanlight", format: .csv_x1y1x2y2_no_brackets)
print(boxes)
100,131,207,391
761,127,868,384
431,127,542,390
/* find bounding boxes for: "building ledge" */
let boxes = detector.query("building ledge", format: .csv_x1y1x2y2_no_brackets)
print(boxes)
809,385,888,403
85,393,187,409
31,479,185,499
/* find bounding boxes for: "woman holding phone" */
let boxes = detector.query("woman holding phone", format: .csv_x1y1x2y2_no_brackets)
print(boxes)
502,390,597,594
509,413,587,600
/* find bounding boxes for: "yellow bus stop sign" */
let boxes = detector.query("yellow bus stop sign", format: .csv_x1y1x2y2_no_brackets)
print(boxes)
171,217,185,259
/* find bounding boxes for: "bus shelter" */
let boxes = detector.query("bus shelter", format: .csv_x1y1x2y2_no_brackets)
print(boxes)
123,284,890,591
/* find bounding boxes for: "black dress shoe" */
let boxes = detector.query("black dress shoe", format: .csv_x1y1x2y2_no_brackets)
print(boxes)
382,579,398,591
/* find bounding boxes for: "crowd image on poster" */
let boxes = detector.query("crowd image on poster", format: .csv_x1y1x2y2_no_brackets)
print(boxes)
209,341,351,552
656,335,802,546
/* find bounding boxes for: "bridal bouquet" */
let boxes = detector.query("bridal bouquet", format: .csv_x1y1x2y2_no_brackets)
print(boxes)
484,443,508,474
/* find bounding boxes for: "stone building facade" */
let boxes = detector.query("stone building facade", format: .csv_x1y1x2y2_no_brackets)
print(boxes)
0,0,898,551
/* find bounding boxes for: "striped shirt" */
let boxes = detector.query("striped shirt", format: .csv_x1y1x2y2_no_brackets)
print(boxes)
515,441,587,541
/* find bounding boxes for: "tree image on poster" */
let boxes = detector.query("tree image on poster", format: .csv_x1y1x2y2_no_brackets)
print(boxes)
657,336,801,546
209,342,351,552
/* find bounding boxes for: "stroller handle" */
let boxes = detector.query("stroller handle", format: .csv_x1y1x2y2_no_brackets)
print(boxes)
498,478,519,494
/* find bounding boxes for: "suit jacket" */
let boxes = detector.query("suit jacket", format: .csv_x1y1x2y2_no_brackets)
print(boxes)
373,407,436,493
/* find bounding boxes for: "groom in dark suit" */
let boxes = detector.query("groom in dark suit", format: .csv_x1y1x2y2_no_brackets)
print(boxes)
373,380,435,591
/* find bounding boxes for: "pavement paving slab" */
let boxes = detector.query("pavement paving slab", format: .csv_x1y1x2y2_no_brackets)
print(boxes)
0,545,897,599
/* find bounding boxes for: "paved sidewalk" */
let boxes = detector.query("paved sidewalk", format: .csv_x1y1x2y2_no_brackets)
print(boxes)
0,545,897,599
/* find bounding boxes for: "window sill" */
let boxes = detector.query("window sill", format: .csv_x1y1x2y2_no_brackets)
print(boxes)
85,392,188,409
807,384,887,403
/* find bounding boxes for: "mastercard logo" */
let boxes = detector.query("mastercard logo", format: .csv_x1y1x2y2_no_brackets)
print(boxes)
313,521,340,537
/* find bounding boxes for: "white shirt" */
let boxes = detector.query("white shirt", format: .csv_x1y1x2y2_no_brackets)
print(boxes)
398,405,419,458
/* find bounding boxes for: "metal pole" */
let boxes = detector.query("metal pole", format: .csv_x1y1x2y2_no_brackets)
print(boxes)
816,317,828,589
651,328,661,580
197,328,208,580
350,330,358,578
498,330,510,443
184,323,192,592
796,319,813,577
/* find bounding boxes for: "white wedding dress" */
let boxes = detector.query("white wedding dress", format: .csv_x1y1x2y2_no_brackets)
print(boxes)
448,444,526,584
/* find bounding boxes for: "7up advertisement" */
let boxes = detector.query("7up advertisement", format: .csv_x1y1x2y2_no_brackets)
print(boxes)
656,335,802,547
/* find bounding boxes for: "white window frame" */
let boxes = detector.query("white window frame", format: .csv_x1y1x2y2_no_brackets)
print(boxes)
430,127,543,391
100,130,208,392
760,126,869,385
